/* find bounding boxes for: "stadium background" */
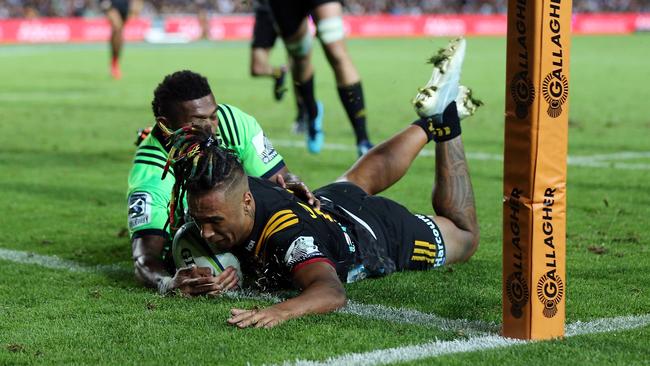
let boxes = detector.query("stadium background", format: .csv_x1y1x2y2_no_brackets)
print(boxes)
1,0,648,17
1,1,649,365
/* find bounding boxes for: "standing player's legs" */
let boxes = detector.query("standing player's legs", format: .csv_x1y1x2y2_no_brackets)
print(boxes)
269,0,323,154
195,0,210,40
250,6,308,133
250,8,288,101
312,0,372,156
103,0,129,79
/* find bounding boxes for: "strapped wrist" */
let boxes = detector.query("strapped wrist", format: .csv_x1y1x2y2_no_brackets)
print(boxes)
157,276,174,295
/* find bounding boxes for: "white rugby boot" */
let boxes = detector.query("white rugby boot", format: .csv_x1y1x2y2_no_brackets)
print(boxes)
455,85,483,120
413,37,466,118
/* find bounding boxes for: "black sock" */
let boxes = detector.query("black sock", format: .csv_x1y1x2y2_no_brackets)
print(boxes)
411,101,461,143
294,83,306,121
337,82,369,144
295,76,317,122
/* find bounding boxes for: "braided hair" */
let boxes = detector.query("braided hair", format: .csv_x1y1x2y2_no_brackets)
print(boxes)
159,123,244,230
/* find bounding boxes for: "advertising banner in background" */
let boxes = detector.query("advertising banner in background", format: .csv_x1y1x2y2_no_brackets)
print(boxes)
0,13,646,44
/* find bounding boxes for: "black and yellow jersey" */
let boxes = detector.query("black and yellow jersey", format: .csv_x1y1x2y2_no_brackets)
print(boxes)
234,177,357,290
235,179,449,290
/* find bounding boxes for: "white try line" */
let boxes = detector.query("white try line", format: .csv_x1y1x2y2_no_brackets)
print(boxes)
277,314,650,366
3,246,650,365
273,139,650,171
0,247,496,335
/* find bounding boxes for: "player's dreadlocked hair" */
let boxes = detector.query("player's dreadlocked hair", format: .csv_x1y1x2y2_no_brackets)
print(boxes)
151,70,213,120
159,123,244,230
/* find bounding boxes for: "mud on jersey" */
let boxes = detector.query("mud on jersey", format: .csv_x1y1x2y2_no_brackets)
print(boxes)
126,104,285,240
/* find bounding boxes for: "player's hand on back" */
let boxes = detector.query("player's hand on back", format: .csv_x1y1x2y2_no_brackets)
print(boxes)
275,174,321,210
171,265,239,296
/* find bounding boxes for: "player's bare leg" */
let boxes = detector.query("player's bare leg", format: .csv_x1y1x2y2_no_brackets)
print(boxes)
312,1,372,155
283,18,323,153
250,47,287,101
106,8,124,80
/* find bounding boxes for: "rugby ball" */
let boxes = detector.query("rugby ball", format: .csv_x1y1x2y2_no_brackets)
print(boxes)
171,223,243,287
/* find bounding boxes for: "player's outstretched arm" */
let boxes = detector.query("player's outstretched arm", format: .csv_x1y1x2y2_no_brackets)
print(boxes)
228,262,346,328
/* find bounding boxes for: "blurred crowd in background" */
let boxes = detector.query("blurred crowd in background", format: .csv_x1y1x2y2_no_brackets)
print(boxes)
1,0,648,19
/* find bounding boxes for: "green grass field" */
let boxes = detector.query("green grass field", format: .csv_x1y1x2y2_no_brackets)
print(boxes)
0,35,649,365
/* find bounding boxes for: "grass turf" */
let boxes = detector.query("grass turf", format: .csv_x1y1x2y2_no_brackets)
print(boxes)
0,35,649,365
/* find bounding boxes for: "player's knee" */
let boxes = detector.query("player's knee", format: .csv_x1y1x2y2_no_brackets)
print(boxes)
316,16,345,45
286,32,313,58
460,229,480,262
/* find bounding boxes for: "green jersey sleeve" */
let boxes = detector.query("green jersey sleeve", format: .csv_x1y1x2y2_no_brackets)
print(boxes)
126,137,174,239
216,104,285,179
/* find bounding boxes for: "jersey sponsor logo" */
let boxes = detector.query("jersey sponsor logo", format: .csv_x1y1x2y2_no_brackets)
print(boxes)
284,236,323,267
252,131,278,164
128,192,152,229
245,240,256,252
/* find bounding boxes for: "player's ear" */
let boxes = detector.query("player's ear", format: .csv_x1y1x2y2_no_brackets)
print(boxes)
242,191,253,214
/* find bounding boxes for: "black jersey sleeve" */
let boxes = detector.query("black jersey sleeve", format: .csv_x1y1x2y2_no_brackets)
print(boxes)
265,224,336,275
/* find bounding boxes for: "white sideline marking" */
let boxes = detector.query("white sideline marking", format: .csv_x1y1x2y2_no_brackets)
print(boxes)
3,247,650,365
0,248,495,335
273,139,650,171
0,248,126,274
340,301,499,335
279,314,650,366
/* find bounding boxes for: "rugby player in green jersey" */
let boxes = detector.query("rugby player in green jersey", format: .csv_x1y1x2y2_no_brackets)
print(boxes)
167,39,482,328
127,70,317,296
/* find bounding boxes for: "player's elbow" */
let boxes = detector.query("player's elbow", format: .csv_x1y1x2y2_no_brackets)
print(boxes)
323,281,347,312
332,287,348,310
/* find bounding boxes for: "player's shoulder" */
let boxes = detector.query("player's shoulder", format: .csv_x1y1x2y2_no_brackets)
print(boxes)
216,103,255,147
129,134,173,190
217,103,256,128
250,178,303,226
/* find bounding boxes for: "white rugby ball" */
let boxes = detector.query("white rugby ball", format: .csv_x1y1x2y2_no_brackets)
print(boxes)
171,223,243,287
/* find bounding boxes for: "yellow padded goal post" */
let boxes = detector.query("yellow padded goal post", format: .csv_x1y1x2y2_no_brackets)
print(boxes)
503,0,572,340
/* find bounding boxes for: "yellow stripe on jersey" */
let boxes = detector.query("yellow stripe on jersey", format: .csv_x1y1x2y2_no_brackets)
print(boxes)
413,248,436,258
411,255,435,263
254,210,298,257
260,218,300,261
414,240,436,250
257,216,299,259
412,240,438,263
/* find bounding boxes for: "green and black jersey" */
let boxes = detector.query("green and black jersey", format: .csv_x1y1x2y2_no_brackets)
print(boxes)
126,103,285,240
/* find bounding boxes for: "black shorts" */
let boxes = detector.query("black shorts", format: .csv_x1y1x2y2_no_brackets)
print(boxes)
268,0,342,37
315,182,447,276
252,7,279,49
108,0,130,21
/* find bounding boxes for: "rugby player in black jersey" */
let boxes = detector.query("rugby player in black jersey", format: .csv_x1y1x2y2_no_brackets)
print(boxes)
249,0,308,133
267,0,374,155
169,39,481,328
